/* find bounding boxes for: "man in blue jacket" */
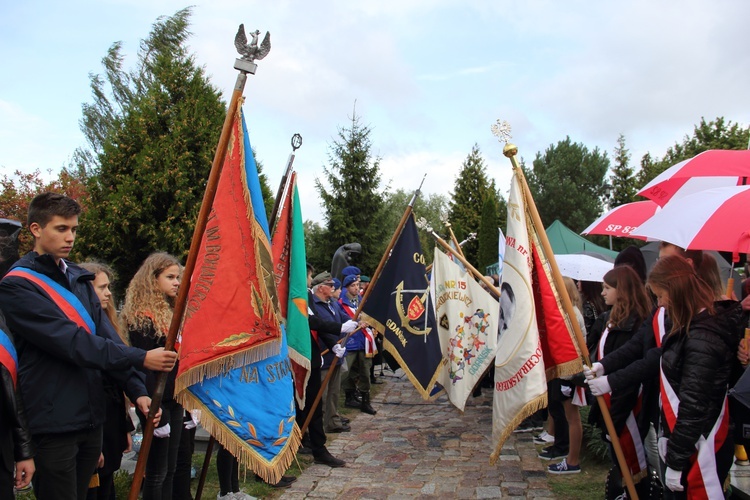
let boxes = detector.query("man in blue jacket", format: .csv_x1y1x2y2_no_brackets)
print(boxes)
0,193,177,500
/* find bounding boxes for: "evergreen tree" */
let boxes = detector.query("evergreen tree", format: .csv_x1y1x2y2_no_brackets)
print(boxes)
74,8,227,286
609,134,637,207
315,107,387,273
524,137,610,233
477,196,498,272
448,144,498,266
380,188,448,264
635,117,750,187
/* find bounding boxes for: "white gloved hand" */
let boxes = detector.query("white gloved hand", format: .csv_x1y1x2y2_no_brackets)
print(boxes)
185,409,201,430
583,362,604,380
341,320,358,334
665,467,684,492
153,423,171,438
332,344,346,358
586,375,611,396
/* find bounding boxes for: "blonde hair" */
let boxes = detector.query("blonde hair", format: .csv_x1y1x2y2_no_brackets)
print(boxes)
120,252,182,338
563,276,582,310
80,261,128,345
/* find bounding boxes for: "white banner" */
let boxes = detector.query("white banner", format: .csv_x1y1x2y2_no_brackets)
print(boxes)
490,172,548,463
432,249,499,411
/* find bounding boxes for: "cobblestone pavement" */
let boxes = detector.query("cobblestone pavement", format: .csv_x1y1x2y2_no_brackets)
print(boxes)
280,370,555,499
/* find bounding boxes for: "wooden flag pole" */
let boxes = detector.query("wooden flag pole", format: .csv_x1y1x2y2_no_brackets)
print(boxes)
194,436,216,500
128,40,261,499
503,143,640,500
300,177,426,437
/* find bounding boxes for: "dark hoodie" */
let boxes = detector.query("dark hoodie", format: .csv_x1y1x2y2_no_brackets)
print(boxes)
660,300,743,470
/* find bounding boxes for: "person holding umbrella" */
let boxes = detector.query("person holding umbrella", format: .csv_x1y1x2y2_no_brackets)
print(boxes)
647,255,742,498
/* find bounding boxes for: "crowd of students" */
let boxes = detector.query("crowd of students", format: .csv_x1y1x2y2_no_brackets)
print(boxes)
524,242,750,499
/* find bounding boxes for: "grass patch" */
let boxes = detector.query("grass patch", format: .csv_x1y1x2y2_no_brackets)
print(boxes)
544,406,612,500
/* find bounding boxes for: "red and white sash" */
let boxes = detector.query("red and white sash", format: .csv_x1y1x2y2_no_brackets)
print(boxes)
660,360,729,499
653,307,667,348
598,325,648,479
339,300,378,357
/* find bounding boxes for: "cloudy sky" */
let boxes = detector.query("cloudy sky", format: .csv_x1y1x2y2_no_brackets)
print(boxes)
2,0,749,224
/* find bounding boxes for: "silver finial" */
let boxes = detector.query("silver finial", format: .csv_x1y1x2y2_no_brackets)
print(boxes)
439,211,450,227
234,24,271,74
491,120,512,144
415,217,433,233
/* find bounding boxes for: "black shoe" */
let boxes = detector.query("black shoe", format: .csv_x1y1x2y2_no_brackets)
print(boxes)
298,445,312,455
538,446,568,461
360,391,377,415
340,416,350,424
371,376,384,384
256,474,297,488
328,424,351,433
344,390,361,408
314,449,345,467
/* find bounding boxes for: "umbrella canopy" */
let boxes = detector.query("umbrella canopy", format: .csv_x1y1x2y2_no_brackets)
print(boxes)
630,185,750,255
730,364,750,411
638,150,750,207
581,201,660,240
553,253,614,282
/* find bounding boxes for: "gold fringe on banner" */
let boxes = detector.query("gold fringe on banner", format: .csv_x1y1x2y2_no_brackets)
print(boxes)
489,392,547,465
361,311,447,401
174,337,281,394
176,390,301,485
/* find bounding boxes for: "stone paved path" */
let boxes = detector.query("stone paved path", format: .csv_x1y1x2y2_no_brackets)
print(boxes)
280,370,555,499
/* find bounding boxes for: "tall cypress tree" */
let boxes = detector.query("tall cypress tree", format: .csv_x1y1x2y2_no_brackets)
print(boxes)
74,8,227,286
315,107,387,273
448,144,498,266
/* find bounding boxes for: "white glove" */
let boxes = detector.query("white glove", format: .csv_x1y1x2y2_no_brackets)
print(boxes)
665,467,684,492
185,409,200,430
586,375,611,396
341,320,358,334
332,344,346,358
583,362,604,380
153,423,171,438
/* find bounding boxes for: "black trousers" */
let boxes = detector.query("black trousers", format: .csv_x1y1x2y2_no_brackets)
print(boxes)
295,364,327,455
32,425,103,500
548,379,569,452
138,400,184,500
217,445,239,494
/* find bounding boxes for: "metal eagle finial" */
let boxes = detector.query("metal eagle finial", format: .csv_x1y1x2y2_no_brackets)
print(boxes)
491,119,512,145
235,24,271,63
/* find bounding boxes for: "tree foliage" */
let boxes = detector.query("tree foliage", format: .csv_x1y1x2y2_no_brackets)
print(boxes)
0,169,87,254
380,188,448,265
635,117,750,187
447,144,499,267
477,196,498,272
314,108,388,274
524,137,610,233
73,8,227,286
608,134,637,207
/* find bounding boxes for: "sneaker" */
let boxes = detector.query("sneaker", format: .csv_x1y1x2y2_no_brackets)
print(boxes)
548,458,580,474
736,458,750,466
513,422,534,433
538,447,568,460
534,431,555,445
314,449,346,467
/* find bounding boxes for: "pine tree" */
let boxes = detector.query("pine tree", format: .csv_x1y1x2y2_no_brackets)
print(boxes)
609,134,637,207
315,107,387,273
477,196,498,272
73,8,227,286
448,144,499,267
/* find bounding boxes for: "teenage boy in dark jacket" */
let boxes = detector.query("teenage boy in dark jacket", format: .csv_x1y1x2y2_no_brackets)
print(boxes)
0,193,177,500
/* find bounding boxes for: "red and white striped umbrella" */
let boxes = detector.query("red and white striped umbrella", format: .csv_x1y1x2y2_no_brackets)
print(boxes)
638,150,750,207
630,185,750,254
581,201,660,240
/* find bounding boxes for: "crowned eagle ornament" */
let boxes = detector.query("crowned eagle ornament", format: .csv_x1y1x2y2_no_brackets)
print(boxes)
234,24,271,62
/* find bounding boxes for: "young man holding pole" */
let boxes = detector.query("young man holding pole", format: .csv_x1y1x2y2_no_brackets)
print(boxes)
0,193,177,499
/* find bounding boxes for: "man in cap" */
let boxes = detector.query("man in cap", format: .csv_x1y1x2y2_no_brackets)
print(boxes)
310,273,349,433
296,270,357,467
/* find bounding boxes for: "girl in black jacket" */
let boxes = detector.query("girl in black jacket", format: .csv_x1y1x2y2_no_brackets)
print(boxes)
648,255,740,498
588,265,651,495
121,253,183,500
